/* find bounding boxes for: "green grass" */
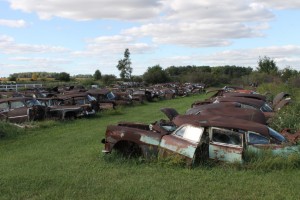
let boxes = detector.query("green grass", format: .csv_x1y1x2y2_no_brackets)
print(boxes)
1,94,300,199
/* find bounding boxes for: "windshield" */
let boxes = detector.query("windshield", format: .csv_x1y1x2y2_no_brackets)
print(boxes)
268,127,287,143
26,99,42,107
174,125,204,143
106,92,115,100
87,94,96,102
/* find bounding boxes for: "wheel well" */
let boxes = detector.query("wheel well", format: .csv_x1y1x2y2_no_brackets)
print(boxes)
64,111,76,119
113,140,143,158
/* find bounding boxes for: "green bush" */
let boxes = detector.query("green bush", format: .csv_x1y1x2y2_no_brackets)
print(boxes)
0,121,25,139
270,103,300,133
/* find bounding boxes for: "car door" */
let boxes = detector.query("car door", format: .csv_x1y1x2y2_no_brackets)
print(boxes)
0,101,9,120
159,125,205,164
209,127,244,163
7,100,29,123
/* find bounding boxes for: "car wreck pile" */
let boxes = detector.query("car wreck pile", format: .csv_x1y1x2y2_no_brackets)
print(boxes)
102,86,300,166
0,83,205,123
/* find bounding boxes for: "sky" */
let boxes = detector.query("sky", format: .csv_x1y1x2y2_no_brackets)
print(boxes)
0,0,300,78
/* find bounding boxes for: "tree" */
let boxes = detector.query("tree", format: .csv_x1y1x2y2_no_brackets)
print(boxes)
102,74,117,86
56,72,70,82
93,69,102,80
257,56,278,74
8,74,17,82
116,48,132,81
143,65,170,84
31,73,38,81
280,66,299,82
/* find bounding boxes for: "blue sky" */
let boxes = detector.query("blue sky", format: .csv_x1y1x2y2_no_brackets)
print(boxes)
0,0,300,78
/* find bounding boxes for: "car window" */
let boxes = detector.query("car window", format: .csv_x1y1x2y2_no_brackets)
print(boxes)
26,99,42,107
175,126,186,137
174,125,204,143
75,98,85,105
87,95,96,101
107,92,115,100
212,128,242,146
11,101,25,109
261,103,273,112
247,132,270,144
268,127,287,143
240,103,256,110
0,102,9,110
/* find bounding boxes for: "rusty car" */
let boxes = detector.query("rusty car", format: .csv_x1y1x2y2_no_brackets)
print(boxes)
88,88,133,109
102,110,299,166
192,96,275,120
0,97,46,123
183,104,267,125
38,97,86,120
56,93,99,115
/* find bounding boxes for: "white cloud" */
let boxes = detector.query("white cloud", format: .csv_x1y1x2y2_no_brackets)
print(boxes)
254,0,300,9
8,0,163,20
166,1,273,23
123,22,265,47
0,19,27,28
9,56,71,65
0,35,69,54
3,1,300,76
6,0,279,48
73,35,156,56
119,0,277,47
196,45,300,70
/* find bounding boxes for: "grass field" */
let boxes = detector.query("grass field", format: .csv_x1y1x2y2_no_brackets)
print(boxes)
1,94,300,199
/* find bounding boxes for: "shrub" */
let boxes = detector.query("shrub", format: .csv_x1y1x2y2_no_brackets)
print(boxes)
0,121,25,139
269,103,300,133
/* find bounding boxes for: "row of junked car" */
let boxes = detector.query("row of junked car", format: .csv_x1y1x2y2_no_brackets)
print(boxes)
101,86,300,165
0,83,204,123
0,87,122,123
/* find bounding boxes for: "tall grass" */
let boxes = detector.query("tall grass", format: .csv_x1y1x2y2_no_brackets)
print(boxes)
270,103,300,133
1,94,300,199
257,83,300,133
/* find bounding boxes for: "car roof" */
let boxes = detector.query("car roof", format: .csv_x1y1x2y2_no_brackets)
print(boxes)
0,97,35,103
223,92,266,101
199,107,266,124
218,97,265,108
186,102,240,114
172,115,269,137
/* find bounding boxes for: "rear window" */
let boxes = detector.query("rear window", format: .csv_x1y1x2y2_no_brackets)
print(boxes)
0,102,9,110
247,132,269,144
268,127,287,143
11,101,26,109
261,103,273,112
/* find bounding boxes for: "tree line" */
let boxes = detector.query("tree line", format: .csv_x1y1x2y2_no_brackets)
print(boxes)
6,49,300,88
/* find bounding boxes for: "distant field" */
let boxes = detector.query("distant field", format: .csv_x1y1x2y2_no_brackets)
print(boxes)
0,78,56,82
1,94,300,199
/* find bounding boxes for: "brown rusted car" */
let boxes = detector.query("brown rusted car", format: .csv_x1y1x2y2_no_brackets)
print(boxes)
102,112,299,166
0,97,46,123
192,96,275,120
182,104,267,125
56,93,99,117
38,97,85,120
